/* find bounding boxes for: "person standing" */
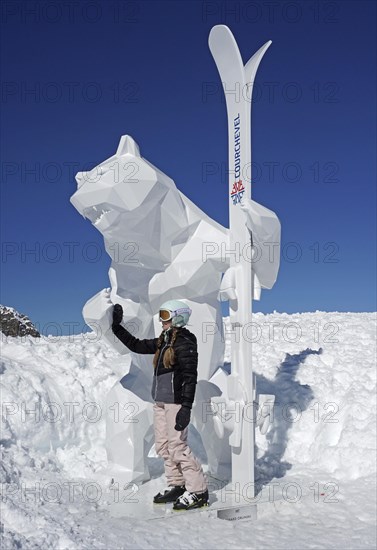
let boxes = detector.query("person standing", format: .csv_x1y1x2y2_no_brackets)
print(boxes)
111,300,208,510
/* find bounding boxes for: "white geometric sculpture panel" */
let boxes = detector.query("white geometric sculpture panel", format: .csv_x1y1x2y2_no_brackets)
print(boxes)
70,132,280,485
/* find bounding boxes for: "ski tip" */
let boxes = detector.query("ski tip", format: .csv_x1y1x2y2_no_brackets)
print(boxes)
209,24,234,43
255,40,273,56
244,40,273,81
210,24,231,33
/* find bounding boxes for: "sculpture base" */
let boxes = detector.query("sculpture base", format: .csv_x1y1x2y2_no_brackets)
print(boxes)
103,473,288,522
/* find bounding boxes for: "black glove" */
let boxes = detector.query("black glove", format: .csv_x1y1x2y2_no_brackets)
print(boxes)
175,405,191,431
112,304,123,327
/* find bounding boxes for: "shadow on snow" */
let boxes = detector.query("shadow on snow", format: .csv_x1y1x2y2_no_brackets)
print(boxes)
254,348,321,492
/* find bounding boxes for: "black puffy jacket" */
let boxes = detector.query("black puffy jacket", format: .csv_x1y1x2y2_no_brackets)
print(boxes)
111,323,198,407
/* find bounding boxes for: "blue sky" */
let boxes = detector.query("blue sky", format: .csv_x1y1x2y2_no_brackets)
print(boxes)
1,0,376,335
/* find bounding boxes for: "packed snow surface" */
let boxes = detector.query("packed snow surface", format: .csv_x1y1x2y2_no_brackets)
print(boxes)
1,312,376,549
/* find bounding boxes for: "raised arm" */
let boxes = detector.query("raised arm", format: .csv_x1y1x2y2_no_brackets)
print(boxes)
112,304,158,354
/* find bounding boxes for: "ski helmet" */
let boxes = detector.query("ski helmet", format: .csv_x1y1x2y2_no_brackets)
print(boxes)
159,300,192,327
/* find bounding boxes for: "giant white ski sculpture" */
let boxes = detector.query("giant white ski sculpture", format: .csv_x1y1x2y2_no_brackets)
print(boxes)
209,25,281,503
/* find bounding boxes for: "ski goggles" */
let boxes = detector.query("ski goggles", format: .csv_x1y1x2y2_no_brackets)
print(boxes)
159,307,192,322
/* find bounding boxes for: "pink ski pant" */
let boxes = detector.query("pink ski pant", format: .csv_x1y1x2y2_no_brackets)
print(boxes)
153,402,207,493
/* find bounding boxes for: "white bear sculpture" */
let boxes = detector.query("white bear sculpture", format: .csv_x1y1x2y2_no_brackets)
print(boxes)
70,134,280,483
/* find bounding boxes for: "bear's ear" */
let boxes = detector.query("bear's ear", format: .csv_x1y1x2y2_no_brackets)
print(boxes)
75,171,85,188
116,135,140,158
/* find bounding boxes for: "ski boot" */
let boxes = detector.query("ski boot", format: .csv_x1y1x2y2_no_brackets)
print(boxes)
173,489,209,510
153,485,186,504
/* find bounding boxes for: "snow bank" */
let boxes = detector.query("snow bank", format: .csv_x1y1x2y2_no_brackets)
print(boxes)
237,311,377,482
1,312,376,549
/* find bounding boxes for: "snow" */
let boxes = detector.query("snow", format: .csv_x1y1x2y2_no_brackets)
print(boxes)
1,312,376,549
